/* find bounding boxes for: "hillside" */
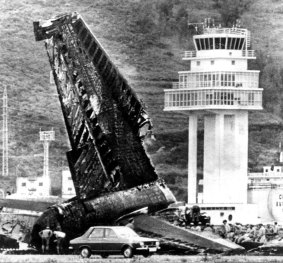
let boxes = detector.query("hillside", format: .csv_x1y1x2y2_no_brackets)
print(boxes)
1,0,283,200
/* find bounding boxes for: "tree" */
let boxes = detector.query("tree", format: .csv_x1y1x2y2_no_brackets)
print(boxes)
157,0,175,36
175,5,189,41
213,0,254,27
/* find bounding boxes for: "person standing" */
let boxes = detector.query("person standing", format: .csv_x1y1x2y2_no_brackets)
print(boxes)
257,224,266,243
220,220,230,238
53,226,66,255
39,226,53,253
273,222,279,235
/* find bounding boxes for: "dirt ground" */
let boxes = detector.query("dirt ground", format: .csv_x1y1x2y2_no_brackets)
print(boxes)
1,255,283,263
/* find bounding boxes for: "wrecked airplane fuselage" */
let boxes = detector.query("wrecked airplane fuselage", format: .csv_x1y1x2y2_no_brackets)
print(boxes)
31,12,176,250
30,181,175,249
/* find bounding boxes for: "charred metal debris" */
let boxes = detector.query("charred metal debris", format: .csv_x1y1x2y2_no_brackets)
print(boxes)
34,12,157,199
31,12,177,250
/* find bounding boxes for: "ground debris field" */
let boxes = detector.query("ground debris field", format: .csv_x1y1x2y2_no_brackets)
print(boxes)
1,255,283,263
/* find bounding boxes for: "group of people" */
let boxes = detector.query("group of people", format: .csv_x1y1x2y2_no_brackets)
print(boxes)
171,206,282,247
38,225,66,254
219,220,280,244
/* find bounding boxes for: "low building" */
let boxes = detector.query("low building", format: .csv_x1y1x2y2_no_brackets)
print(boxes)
9,169,75,200
16,175,51,197
61,170,76,199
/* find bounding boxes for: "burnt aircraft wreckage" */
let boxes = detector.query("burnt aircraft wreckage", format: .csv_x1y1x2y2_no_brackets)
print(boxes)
30,12,243,253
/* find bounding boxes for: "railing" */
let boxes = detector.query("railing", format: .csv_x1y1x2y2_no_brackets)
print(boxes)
177,71,259,90
183,51,196,58
164,88,262,111
203,27,247,36
248,173,264,177
248,172,283,178
182,50,255,59
242,50,255,57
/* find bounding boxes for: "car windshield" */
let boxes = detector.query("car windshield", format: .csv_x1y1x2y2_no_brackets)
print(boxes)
114,228,139,238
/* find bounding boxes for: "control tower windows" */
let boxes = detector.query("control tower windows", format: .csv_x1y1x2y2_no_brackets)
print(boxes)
205,38,209,49
227,38,232,49
215,37,226,49
235,38,240,49
195,38,214,50
205,38,213,49
215,38,220,49
227,37,245,50
196,39,201,50
195,37,245,50
239,38,245,49
200,39,205,49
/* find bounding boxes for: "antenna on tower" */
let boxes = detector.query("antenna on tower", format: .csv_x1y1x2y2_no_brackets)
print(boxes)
235,19,241,28
188,18,215,34
188,22,204,34
2,86,8,177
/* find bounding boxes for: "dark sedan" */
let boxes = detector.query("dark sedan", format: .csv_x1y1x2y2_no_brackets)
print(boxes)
69,226,160,258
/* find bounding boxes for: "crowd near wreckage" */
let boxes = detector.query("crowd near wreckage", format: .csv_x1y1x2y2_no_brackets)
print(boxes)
1,12,276,255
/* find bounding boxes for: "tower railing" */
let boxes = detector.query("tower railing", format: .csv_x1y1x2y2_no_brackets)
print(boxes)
164,87,262,111
183,51,197,58
203,27,248,36
183,50,255,59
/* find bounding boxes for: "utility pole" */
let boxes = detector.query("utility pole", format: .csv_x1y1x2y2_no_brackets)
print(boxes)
39,130,55,195
2,86,8,177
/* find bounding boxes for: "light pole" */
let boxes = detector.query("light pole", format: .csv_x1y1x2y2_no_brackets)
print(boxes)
39,130,55,196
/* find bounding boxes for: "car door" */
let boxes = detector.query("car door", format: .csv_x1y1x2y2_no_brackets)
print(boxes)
101,228,120,252
87,228,104,252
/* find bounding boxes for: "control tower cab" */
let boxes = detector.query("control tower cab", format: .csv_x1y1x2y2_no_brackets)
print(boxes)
164,23,263,224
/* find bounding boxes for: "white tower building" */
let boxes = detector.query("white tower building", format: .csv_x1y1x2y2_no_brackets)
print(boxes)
164,23,263,224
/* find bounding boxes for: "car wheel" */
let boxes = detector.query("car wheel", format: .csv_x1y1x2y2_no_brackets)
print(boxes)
80,247,91,258
143,250,150,257
122,246,133,258
101,253,109,258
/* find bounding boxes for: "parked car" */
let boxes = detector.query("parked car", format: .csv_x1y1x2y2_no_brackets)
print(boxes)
69,226,160,258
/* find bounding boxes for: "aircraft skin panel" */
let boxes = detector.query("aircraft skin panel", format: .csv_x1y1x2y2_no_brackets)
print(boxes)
34,13,157,199
133,214,244,253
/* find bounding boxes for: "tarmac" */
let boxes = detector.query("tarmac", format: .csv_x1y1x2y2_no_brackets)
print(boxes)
1,254,283,263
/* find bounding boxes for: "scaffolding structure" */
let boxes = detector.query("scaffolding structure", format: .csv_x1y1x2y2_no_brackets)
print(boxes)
39,130,55,178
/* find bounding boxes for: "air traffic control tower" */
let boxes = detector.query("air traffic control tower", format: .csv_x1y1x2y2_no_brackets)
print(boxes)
164,21,263,224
